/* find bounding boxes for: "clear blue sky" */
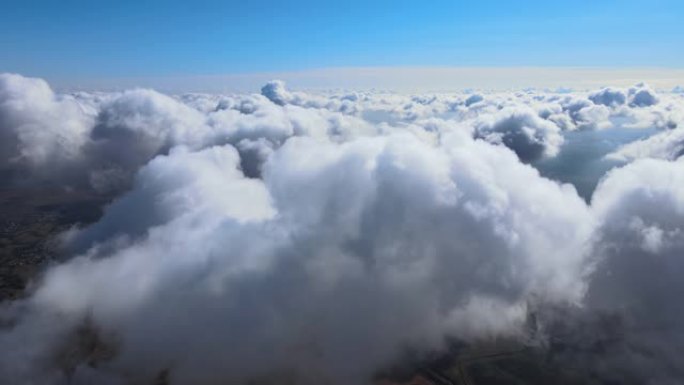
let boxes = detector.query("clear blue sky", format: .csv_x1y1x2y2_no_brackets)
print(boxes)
1,0,682,80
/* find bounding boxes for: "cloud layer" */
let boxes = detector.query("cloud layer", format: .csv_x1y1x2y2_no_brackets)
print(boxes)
1,73,684,384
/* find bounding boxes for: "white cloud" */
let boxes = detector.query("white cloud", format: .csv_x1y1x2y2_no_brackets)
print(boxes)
473,107,564,162
0,73,93,183
582,157,684,382
608,126,684,161
628,83,660,107
464,94,484,107
260,80,292,106
1,130,593,385
589,87,627,107
3,73,684,384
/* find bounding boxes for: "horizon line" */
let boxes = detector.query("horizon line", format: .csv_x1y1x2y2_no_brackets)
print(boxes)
27,66,684,94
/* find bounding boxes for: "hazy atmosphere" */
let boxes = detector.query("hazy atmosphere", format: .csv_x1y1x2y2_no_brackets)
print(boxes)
1,1,684,385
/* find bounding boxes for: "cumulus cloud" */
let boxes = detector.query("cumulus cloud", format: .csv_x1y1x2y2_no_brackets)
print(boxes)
3,73,684,384
0,73,93,185
473,107,564,162
589,87,627,107
261,80,292,106
83,89,212,192
464,94,483,107
6,74,682,190
0,131,594,385
629,83,660,107
579,157,684,382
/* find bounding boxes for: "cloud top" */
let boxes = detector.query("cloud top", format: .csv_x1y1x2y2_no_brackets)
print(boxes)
1,74,684,384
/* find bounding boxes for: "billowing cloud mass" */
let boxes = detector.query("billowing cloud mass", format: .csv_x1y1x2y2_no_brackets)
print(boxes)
1,73,684,384
0,74,93,185
2,73,681,190
574,157,684,383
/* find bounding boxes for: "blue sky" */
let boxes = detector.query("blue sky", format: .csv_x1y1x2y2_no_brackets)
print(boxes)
1,0,682,83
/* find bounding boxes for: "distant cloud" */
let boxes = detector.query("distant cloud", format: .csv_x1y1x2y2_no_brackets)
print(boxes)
464,93,484,107
608,127,684,161
260,80,291,106
589,87,627,107
629,83,660,107
473,107,563,162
